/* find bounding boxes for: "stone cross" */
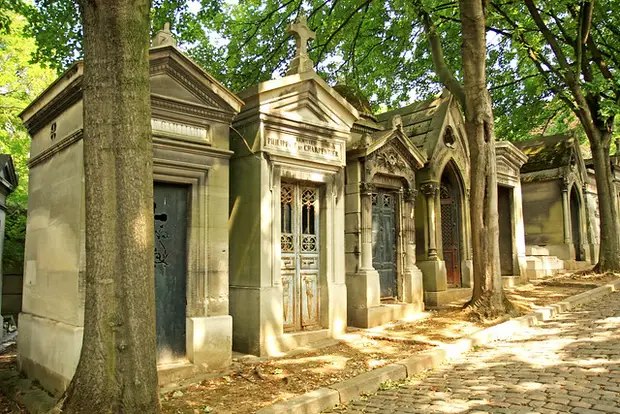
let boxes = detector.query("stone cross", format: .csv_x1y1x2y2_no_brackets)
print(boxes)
286,16,316,75
152,22,178,48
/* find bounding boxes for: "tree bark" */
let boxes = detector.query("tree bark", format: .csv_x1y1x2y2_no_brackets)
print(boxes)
61,0,160,412
589,134,620,272
459,0,511,317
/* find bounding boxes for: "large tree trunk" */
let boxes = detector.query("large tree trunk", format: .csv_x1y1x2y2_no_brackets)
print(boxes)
459,0,511,317
589,133,620,272
61,0,160,412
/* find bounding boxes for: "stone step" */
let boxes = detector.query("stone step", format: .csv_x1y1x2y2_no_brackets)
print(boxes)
524,255,564,280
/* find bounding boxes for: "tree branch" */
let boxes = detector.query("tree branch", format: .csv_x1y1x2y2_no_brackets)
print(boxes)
315,0,372,64
489,72,541,91
415,0,465,108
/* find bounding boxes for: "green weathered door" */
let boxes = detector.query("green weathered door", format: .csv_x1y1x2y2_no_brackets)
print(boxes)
372,190,398,298
154,182,188,363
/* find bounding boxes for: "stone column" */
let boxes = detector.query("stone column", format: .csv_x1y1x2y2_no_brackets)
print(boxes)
561,179,572,244
421,182,439,259
403,188,418,269
359,181,375,270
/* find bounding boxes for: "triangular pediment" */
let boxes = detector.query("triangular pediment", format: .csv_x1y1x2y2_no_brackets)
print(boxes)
238,72,359,132
360,127,426,170
0,155,18,191
267,89,349,129
149,46,243,114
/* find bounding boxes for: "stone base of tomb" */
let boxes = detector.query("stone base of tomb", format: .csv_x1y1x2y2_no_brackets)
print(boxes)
18,312,82,397
424,288,473,307
418,259,447,292
18,312,234,396
349,303,422,329
346,267,424,329
502,276,521,288
461,259,474,288
230,283,348,357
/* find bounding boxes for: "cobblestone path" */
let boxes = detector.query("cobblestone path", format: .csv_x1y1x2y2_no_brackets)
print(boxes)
328,291,620,414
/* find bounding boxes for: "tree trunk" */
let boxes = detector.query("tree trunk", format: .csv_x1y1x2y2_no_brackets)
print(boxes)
459,0,512,317
61,0,160,412
589,134,620,272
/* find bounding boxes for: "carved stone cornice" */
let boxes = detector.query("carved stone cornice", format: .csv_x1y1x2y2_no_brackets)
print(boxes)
561,176,571,192
420,182,439,197
404,188,418,202
359,181,376,195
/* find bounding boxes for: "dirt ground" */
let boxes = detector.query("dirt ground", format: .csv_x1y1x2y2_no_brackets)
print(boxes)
0,344,25,414
0,271,616,414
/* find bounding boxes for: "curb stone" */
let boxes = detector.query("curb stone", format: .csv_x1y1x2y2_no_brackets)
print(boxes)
258,278,620,414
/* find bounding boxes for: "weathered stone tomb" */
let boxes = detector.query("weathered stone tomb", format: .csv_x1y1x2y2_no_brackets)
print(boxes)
17,28,242,394
495,141,528,286
378,91,473,306
339,87,427,328
228,18,359,356
0,155,17,333
516,134,593,275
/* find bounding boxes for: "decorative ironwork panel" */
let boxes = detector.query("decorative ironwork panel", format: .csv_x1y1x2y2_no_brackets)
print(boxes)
154,182,188,363
280,182,321,332
372,189,398,298
440,182,461,287
301,273,320,327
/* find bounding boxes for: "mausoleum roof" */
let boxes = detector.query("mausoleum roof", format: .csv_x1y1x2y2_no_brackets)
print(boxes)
332,84,375,120
376,92,450,151
0,154,17,195
515,134,581,174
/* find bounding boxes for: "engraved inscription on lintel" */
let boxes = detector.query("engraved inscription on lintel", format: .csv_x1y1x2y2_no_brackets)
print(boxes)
151,118,209,142
265,135,342,162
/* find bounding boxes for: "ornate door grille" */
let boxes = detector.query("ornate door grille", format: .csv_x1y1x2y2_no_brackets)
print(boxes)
280,183,320,332
440,183,461,287
372,190,398,298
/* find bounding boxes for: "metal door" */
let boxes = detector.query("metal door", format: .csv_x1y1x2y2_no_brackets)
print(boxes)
280,183,320,332
154,182,188,363
498,186,514,275
570,188,582,261
372,190,398,298
440,183,461,287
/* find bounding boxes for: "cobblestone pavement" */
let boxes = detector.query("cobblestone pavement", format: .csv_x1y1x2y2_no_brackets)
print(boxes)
328,291,620,414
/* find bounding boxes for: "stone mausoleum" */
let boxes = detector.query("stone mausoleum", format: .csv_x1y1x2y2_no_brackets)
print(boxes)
378,92,473,306
0,155,17,333
340,89,427,328
495,141,528,286
21,15,615,398
516,134,594,276
18,27,242,394
228,18,359,356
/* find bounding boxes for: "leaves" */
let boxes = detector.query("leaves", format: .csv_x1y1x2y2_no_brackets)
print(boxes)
0,11,55,207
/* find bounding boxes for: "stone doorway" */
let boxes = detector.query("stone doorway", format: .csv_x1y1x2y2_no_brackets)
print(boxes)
498,185,514,275
372,189,398,299
154,182,189,364
280,182,321,332
440,177,461,287
570,186,582,261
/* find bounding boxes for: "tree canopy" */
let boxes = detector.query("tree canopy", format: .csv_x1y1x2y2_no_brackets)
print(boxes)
16,0,619,147
0,10,55,206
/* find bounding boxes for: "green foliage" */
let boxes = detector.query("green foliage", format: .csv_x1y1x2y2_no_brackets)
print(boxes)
2,204,26,274
0,11,56,207
12,0,620,146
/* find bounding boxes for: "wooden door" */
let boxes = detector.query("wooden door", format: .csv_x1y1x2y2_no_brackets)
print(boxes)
498,186,514,275
372,190,398,298
440,183,461,287
154,182,188,363
280,183,320,332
